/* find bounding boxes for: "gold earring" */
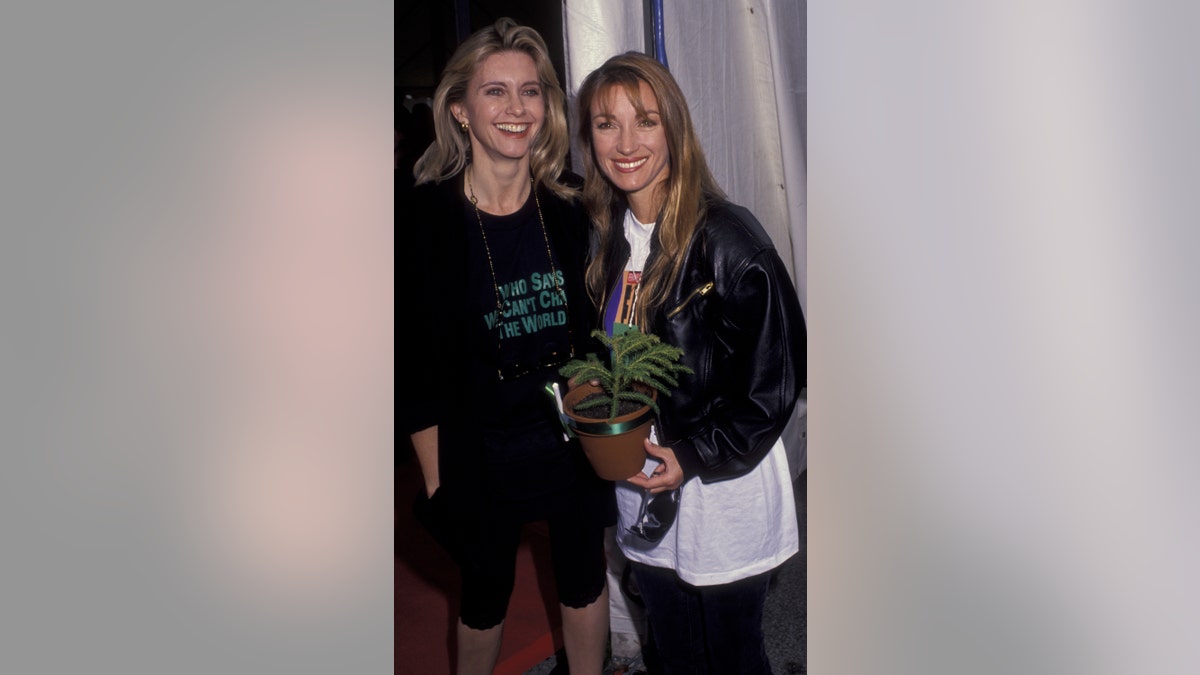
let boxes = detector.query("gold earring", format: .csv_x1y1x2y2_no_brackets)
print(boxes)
460,120,469,132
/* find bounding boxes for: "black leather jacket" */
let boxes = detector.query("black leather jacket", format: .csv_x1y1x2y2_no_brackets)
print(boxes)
599,199,806,483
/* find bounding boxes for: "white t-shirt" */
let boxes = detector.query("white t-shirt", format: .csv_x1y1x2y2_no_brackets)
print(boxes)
624,208,655,272
613,209,800,586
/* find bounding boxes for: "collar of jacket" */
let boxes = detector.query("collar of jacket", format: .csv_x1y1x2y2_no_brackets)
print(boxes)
602,196,702,333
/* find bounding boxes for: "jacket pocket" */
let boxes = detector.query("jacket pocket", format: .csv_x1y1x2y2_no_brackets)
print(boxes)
666,281,714,319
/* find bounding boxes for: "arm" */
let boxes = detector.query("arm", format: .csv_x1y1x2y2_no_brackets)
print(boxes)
398,186,445,482
670,248,806,483
411,426,439,498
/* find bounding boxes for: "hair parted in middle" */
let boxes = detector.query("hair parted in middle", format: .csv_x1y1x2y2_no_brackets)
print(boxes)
413,17,573,200
576,52,725,329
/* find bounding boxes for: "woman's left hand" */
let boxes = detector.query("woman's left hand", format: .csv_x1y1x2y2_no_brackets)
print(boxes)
625,438,685,493
566,376,600,392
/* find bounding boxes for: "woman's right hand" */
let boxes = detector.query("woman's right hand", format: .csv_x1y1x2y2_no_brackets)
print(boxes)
625,439,685,493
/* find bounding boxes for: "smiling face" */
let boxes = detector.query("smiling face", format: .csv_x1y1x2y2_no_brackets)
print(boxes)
589,80,671,220
451,50,544,167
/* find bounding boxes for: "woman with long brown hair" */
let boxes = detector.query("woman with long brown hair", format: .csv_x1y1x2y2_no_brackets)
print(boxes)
576,52,806,674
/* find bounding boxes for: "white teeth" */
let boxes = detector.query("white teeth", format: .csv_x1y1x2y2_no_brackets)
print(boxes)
614,157,648,170
496,123,529,132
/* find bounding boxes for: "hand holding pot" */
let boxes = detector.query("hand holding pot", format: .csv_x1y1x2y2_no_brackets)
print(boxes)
565,375,601,392
625,438,685,494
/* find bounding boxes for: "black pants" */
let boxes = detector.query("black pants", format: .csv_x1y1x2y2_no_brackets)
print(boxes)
458,510,607,630
631,562,773,675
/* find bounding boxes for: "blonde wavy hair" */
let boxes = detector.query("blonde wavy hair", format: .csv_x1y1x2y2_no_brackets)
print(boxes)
414,17,573,200
576,52,724,328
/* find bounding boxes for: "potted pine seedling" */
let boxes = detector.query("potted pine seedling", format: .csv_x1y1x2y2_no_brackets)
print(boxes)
558,329,692,480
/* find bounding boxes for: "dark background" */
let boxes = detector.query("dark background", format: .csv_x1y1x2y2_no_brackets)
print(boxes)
397,0,566,193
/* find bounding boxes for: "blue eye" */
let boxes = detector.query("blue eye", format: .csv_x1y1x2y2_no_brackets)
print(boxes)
522,88,541,97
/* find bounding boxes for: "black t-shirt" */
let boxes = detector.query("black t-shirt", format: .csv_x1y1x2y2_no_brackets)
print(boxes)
463,189,577,509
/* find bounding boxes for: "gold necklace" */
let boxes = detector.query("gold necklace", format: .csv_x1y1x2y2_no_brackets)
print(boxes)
467,168,573,380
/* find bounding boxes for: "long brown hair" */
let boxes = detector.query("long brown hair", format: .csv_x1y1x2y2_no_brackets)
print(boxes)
414,18,573,200
576,52,724,327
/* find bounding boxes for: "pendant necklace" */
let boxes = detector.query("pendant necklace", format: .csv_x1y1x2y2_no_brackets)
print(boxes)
466,168,573,379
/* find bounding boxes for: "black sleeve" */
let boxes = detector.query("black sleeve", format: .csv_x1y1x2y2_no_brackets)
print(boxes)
398,186,441,436
671,247,806,483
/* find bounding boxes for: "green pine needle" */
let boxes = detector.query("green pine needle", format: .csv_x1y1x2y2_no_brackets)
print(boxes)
559,328,692,422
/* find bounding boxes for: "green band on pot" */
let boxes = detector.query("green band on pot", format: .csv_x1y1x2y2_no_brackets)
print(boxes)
566,407,655,436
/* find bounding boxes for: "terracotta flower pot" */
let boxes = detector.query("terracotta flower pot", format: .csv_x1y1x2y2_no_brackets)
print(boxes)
562,382,657,481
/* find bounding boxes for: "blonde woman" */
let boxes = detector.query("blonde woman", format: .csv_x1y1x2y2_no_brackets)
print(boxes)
400,18,613,675
576,52,806,674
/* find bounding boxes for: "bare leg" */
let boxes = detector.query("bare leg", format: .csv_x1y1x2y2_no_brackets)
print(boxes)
456,619,504,675
560,585,610,675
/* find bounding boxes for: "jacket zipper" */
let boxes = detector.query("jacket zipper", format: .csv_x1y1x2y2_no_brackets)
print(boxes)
666,281,714,319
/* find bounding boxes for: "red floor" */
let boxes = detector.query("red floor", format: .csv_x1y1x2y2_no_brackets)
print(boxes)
396,451,563,674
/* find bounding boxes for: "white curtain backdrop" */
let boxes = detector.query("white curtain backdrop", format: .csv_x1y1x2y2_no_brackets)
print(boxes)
563,0,646,201
562,0,645,92
564,0,807,315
